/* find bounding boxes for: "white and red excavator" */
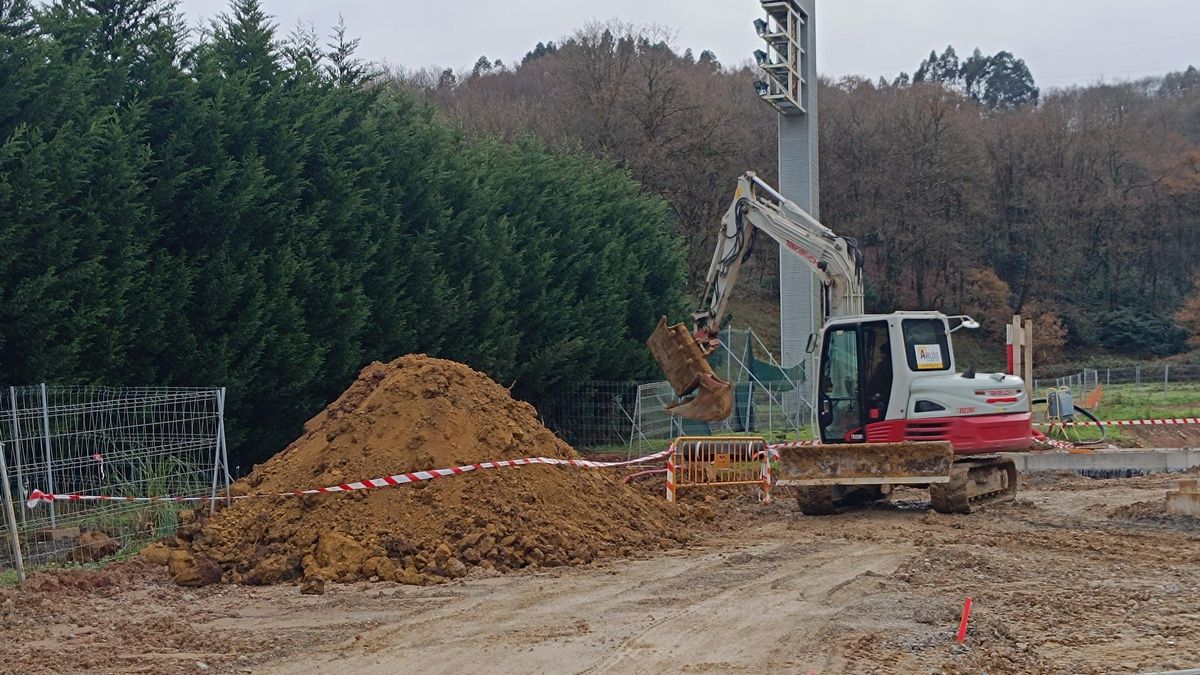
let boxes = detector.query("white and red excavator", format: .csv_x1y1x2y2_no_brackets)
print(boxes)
648,172,1033,514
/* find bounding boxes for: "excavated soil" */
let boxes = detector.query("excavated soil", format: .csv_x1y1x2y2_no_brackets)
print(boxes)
159,355,690,587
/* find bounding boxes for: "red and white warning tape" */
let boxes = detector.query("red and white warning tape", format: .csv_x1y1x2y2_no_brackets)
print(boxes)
1031,429,1076,451
767,440,820,450
1035,417,1200,428
25,445,677,509
770,434,1085,452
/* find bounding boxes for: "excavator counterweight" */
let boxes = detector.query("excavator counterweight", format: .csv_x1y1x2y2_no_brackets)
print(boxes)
646,317,733,422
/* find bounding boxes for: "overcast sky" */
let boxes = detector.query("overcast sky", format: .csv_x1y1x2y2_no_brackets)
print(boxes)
176,0,1198,88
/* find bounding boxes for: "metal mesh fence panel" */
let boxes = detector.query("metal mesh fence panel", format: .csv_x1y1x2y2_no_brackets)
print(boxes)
0,385,229,574
535,382,641,451
539,328,814,456
1033,365,1200,414
630,382,683,453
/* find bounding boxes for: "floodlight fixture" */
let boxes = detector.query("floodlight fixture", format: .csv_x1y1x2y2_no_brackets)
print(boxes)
753,80,770,97
754,1,807,115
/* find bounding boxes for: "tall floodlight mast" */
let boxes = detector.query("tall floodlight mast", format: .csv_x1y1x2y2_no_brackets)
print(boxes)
753,0,819,414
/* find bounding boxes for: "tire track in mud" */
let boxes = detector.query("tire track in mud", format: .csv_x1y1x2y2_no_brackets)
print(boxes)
581,540,909,674
256,526,913,675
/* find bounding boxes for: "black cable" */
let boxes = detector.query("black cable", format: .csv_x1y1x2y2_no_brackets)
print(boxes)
1030,397,1109,445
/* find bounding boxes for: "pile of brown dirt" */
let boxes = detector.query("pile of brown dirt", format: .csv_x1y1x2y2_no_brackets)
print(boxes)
161,355,690,587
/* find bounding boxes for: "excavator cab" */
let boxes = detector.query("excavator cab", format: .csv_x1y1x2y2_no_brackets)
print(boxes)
818,320,893,443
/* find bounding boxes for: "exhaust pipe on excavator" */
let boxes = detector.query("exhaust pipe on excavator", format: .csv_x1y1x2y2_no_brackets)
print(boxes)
646,317,733,422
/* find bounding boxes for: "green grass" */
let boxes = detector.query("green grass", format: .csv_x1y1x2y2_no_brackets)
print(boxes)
1037,381,1200,445
3,542,144,584
1093,382,1200,420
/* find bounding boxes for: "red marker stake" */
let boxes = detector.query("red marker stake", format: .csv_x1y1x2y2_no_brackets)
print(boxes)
957,596,973,643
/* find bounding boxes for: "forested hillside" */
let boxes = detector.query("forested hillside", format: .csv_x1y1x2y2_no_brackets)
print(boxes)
404,27,1200,365
0,2,685,462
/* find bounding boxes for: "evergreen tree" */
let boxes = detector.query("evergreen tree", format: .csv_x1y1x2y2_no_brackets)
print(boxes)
962,49,1039,109
914,46,961,88
0,1,687,464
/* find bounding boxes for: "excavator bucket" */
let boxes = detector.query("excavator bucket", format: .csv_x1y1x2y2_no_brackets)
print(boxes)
646,316,733,422
775,441,953,486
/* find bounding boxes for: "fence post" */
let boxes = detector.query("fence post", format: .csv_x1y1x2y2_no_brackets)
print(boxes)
8,388,24,527
629,389,641,456
767,384,773,433
208,388,235,511
0,442,25,583
38,383,55,529
1164,364,1170,396
1136,366,1141,390
1107,368,1110,388
218,388,232,503
209,389,223,513
724,327,731,383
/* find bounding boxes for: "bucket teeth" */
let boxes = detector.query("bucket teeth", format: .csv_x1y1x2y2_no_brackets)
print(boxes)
647,317,733,422
666,377,733,422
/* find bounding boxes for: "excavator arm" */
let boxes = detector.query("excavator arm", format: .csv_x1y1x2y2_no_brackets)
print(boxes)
648,172,865,421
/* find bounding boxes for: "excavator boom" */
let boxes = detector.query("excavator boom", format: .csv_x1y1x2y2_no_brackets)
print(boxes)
648,172,862,421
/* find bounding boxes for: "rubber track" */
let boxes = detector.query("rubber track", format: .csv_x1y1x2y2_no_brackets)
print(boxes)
929,458,1017,514
796,485,887,516
796,486,837,516
928,464,971,514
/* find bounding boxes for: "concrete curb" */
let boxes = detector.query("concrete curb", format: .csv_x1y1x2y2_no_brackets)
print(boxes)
1006,448,1200,475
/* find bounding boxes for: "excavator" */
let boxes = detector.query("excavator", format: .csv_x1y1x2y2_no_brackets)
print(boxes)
648,172,1032,514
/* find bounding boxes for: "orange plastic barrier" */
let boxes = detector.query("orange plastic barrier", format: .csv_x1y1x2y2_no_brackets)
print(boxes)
1082,384,1103,410
665,436,772,503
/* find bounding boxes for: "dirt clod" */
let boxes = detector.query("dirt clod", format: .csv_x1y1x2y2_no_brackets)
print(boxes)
140,541,171,566
71,530,120,563
163,355,686,586
299,577,325,595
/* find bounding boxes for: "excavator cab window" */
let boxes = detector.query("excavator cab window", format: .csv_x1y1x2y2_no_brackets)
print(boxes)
819,326,862,443
819,320,891,443
902,318,951,372
862,321,893,421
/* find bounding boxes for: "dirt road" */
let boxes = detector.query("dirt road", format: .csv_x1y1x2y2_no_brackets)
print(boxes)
256,532,910,674
2,473,1198,674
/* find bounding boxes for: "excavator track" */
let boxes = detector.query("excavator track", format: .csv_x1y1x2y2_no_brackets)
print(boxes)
795,486,837,515
928,456,1018,514
795,485,889,516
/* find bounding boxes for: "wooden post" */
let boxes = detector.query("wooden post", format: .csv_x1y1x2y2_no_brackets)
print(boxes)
1011,315,1023,383
0,442,25,583
1023,319,1033,410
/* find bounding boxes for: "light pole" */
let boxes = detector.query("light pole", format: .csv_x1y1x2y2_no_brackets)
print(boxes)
753,1,819,422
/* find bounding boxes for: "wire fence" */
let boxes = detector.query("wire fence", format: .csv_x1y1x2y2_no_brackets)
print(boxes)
1033,365,1200,411
539,328,814,455
537,381,642,450
0,385,230,581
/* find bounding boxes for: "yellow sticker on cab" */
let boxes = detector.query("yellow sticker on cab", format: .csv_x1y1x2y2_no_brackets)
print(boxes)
915,344,943,370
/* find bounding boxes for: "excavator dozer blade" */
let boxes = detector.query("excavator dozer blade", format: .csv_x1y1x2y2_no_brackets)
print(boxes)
775,441,954,486
646,316,733,422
